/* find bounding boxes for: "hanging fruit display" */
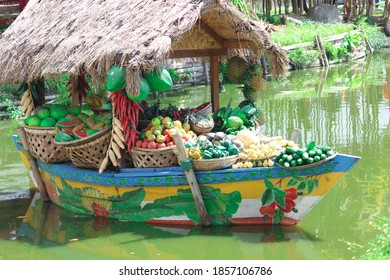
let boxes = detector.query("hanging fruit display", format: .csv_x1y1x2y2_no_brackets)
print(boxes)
106,65,126,92
143,67,173,92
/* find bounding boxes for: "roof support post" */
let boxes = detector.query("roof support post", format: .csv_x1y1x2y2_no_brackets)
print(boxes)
210,55,219,113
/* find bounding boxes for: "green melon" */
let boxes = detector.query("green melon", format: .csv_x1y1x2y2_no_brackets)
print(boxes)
67,106,82,116
26,116,41,127
73,130,87,139
50,108,68,121
40,117,57,127
37,108,50,120
86,129,100,136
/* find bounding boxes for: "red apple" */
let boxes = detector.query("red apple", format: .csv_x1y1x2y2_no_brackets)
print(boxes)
148,141,157,149
157,143,166,149
141,141,148,148
166,141,175,147
135,140,143,148
162,129,170,136
164,135,172,143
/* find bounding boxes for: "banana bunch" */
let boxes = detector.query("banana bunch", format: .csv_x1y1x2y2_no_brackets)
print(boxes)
20,87,35,117
98,116,125,174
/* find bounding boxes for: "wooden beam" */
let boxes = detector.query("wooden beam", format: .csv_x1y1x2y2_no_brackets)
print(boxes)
210,56,219,113
169,49,227,59
0,4,20,14
199,20,224,46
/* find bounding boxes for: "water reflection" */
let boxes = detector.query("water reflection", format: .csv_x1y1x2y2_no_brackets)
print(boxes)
20,193,312,245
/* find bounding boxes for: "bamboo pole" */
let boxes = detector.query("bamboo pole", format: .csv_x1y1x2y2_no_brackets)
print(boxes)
18,127,49,202
172,133,211,226
34,199,50,246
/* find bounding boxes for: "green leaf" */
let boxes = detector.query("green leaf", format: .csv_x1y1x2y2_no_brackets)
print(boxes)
272,208,284,224
306,180,315,194
273,187,287,197
261,188,275,206
314,178,319,189
297,181,306,191
307,141,316,151
275,195,286,209
264,179,274,189
293,176,305,182
287,178,298,187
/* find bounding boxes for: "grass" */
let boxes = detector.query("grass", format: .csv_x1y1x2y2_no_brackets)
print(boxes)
273,22,356,46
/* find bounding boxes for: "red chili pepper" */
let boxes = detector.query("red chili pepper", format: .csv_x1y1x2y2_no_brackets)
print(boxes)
259,202,276,217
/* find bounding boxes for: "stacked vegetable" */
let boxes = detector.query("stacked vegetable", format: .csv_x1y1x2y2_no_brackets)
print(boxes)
186,133,241,160
213,100,258,135
275,141,336,168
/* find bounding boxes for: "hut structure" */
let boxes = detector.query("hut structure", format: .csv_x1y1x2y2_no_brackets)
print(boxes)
0,0,288,112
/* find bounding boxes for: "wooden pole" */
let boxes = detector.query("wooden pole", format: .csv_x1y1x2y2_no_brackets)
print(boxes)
172,133,211,226
18,127,49,202
34,198,50,246
210,55,220,113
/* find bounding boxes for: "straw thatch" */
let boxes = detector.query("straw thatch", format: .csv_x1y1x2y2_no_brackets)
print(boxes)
0,0,288,94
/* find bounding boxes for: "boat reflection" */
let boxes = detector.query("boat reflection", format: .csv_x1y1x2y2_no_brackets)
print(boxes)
19,193,317,247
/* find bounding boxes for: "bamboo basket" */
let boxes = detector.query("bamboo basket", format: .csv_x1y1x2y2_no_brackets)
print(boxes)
196,102,212,115
192,155,239,171
131,146,178,168
189,116,214,135
56,126,112,169
276,153,337,170
24,126,69,163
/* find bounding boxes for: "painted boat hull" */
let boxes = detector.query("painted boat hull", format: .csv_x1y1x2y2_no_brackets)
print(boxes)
14,136,360,226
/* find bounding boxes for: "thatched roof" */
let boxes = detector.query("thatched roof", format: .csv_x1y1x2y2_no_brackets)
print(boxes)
0,0,288,94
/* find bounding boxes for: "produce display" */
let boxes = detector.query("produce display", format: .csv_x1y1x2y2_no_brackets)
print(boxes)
275,141,336,168
134,116,195,149
186,133,240,160
212,100,258,135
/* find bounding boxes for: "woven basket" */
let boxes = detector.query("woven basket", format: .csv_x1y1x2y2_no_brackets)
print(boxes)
24,126,69,163
196,102,212,115
192,155,239,171
189,115,214,135
131,146,178,168
56,126,112,169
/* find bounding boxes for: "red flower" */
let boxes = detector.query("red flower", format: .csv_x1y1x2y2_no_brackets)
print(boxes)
91,203,109,218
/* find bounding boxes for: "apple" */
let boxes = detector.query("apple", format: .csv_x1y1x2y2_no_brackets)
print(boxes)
161,117,172,126
154,129,162,136
145,130,153,138
166,141,175,147
147,134,156,142
182,123,190,132
135,140,143,148
164,135,172,143
165,121,174,129
141,141,148,148
148,141,157,149
162,129,170,136
151,118,161,127
172,120,182,129
157,143,166,149
156,135,165,143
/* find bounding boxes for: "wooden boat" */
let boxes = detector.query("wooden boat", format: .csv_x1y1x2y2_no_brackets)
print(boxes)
14,136,360,226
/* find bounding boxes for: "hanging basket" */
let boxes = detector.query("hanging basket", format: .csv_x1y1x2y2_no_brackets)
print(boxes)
131,146,178,168
195,102,212,115
24,126,69,163
192,155,239,171
56,126,112,169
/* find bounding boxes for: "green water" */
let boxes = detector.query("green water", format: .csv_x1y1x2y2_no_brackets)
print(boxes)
0,50,389,260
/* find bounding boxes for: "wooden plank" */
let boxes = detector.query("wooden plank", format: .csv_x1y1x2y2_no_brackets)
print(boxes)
172,133,211,226
224,40,258,49
210,56,219,113
169,49,227,58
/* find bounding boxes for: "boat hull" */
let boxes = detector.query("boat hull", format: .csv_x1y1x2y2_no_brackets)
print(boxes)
14,137,360,226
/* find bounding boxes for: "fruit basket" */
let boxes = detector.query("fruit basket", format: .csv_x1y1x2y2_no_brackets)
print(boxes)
131,146,178,168
55,126,112,169
24,125,69,163
189,114,214,135
192,155,239,171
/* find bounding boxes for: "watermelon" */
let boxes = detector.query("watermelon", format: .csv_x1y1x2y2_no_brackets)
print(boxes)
73,130,87,139
62,127,74,136
55,131,74,142
56,118,80,129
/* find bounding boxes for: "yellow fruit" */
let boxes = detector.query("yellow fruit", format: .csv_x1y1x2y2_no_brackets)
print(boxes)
182,123,190,132
172,120,182,129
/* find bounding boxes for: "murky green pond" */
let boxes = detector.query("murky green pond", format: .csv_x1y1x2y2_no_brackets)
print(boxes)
0,49,389,260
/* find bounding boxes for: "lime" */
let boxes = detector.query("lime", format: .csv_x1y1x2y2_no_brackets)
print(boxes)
291,159,297,167
320,153,327,160
284,162,290,168
307,157,314,164
297,158,303,165
314,155,321,162
308,150,316,157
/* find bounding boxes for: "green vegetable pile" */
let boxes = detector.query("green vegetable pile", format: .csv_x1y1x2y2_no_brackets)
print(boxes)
186,138,239,160
275,141,336,168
